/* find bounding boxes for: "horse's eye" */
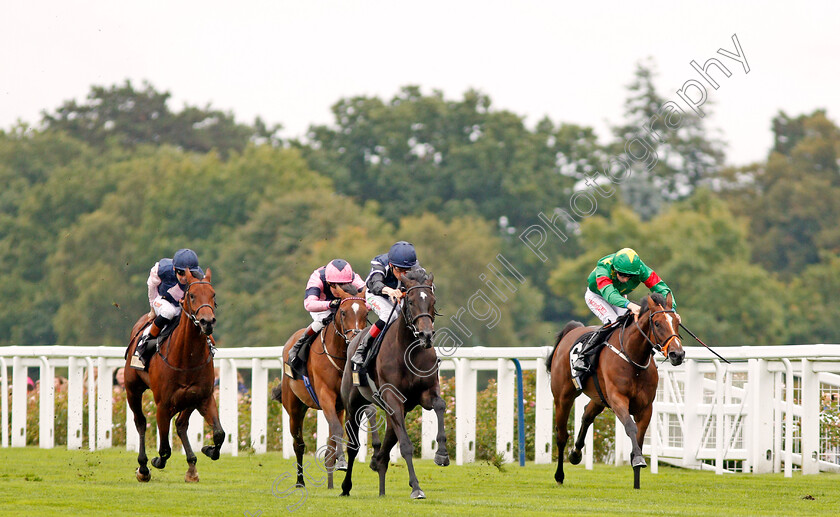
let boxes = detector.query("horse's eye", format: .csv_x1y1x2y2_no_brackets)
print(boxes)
655,322,660,327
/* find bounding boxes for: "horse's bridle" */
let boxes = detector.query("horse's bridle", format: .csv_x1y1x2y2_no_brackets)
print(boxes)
617,306,681,369
401,285,436,338
332,297,368,342
181,280,216,332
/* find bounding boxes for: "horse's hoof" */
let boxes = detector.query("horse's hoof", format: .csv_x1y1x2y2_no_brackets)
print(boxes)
340,491,350,497
555,473,564,485
335,458,348,471
434,453,450,467
185,472,199,483
631,455,647,468
569,449,582,465
410,488,426,499
201,445,220,461
369,458,378,472
151,457,166,469
135,467,151,482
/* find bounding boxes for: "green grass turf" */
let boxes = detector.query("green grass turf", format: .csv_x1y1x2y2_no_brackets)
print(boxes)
0,447,838,516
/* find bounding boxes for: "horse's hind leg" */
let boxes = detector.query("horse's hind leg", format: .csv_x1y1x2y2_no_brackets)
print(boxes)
199,396,225,461
176,409,199,482
127,387,150,482
570,399,605,465
151,403,173,469
552,391,574,485
366,405,382,472
340,397,364,497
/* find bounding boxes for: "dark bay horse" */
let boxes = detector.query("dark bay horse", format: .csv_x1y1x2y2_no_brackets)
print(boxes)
546,293,684,489
124,269,224,483
340,268,450,499
274,286,370,489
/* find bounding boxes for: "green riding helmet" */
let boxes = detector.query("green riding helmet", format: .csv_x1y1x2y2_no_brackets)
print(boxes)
612,248,642,276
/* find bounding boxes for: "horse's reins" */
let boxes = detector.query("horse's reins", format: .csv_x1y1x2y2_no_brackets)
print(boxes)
315,296,367,372
157,280,216,372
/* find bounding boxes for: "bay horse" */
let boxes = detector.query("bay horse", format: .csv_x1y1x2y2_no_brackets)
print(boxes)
273,286,370,490
546,292,684,489
124,269,224,483
340,268,450,500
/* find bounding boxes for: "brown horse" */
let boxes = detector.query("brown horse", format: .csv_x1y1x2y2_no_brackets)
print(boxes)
546,293,684,489
124,269,224,483
340,268,450,499
274,286,370,489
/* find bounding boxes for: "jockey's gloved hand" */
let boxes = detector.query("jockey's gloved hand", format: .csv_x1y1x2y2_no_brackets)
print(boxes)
329,299,341,309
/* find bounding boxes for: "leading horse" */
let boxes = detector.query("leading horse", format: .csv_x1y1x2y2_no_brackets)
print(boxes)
340,268,450,499
273,286,370,489
546,293,684,489
124,269,224,483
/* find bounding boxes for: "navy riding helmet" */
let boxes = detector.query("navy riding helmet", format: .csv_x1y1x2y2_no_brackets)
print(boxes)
173,248,205,279
388,241,418,269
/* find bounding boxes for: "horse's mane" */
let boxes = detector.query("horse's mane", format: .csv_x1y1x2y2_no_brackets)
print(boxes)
639,293,667,315
404,267,430,284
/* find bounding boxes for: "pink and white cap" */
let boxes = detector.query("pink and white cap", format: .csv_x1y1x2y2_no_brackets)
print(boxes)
324,259,355,284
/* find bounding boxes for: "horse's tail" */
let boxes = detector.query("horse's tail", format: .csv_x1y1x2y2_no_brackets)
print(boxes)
270,383,282,403
545,321,584,372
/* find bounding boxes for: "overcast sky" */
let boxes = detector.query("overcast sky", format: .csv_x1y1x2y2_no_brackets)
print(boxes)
2,1,838,167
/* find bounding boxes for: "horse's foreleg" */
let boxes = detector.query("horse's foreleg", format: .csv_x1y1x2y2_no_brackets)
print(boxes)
431,393,450,467
175,409,199,482
151,403,173,470
570,399,605,465
321,402,347,490
611,396,646,489
383,395,425,499
199,397,225,461
127,388,150,482
632,404,654,489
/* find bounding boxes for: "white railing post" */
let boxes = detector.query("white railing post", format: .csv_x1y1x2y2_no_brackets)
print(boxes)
317,412,328,453
781,358,793,478
749,358,774,473
125,394,138,453
250,358,268,453
0,357,8,448
800,358,820,474
39,356,55,449
682,359,702,469
421,408,436,460
96,357,113,449
573,394,594,469
84,357,96,451
67,357,84,450
714,360,725,475
282,407,293,459
496,358,514,463
455,358,476,465
219,358,238,456
11,356,26,447
534,362,553,464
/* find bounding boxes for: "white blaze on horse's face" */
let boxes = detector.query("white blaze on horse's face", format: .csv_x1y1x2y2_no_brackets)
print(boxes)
352,302,360,315
663,313,681,348
420,292,427,301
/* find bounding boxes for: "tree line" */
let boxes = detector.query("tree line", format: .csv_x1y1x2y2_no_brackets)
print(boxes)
1,66,837,349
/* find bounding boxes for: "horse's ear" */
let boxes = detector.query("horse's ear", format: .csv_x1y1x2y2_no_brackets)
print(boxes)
427,273,434,285
665,292,673,309
646,295,657,310
205,268,212,282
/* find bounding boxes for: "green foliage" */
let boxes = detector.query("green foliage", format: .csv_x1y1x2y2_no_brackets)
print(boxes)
40,80,273,156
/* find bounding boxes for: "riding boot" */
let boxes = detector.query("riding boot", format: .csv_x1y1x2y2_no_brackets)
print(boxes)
286,331,317,380
130,333,158,370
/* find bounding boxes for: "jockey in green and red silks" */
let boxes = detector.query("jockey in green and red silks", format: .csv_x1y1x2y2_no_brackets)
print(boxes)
571,247,678,389
585,247,676,324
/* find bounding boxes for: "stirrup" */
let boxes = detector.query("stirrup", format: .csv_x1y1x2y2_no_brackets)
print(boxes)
351,362,367,387
129,352,145,370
